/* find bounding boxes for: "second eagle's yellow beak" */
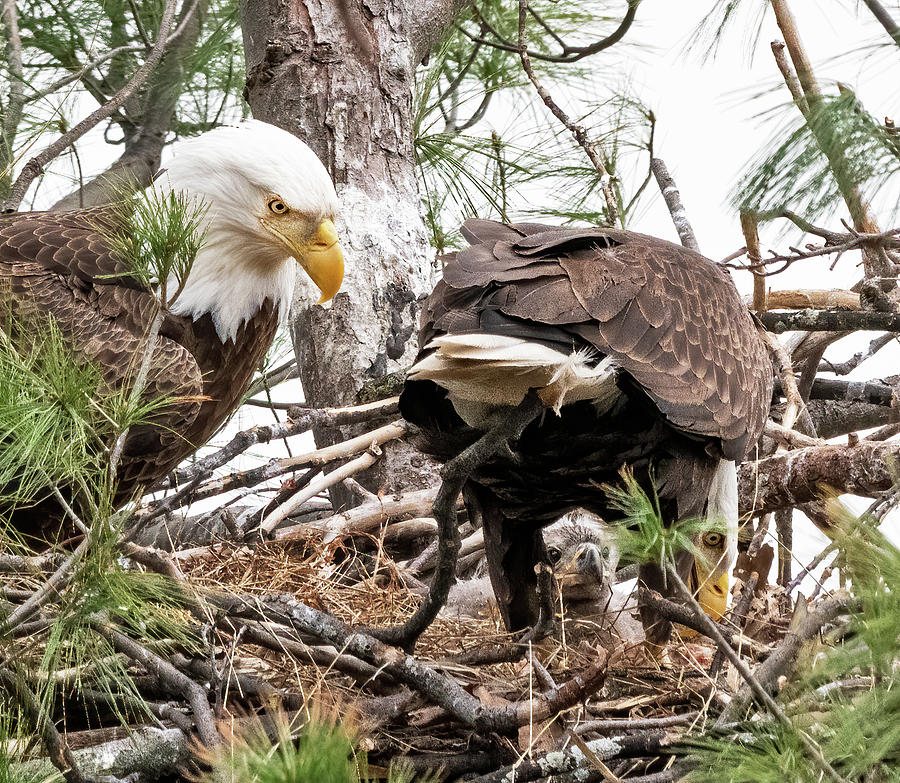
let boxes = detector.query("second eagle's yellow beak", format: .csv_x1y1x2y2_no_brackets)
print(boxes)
677,567,730,641
296,219,344,304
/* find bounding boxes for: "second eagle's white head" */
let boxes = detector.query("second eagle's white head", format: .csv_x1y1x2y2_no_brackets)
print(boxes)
157,120,344,342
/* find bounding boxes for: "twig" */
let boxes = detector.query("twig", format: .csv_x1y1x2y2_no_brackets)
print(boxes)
366,392,544,651
109,305,167,479
127,0,152,48
516,0,619,225
763,331,804,433
0,537,89,634
861,0,900,47
717,593,856,725
818,333,894,374
787,540,836,594
162,396,399,488
243,357,298,398
636,587,768,659
460,0,637,64
575,711,700,734
258,448,381,534
770,40,809,116
91,618,220,747
169,420,408,511
775,507,792,588
651,158,699,252
1,0,179,211
718,227,900,276
741,211,766,311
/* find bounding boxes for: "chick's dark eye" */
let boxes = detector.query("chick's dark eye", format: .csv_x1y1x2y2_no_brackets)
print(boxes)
267,198,288,214
547,547,561,564
602,546,610,557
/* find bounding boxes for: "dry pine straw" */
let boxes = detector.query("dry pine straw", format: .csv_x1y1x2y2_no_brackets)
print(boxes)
179,540,734,732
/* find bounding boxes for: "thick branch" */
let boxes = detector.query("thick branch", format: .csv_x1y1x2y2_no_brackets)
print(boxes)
739,441,900,515
783,399,900,438
758,309,900,333
409,0,472,63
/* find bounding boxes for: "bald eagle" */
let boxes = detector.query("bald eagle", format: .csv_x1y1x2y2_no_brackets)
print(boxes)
1,120,343,540
400,220,772,648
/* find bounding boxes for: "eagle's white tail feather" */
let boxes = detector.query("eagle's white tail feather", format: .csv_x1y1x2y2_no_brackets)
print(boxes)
408,334,620,423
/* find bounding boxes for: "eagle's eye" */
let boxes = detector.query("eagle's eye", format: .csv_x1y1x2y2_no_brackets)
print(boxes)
547,546,561,565
267,197,289,215
602,546,610,557
702,531,723,548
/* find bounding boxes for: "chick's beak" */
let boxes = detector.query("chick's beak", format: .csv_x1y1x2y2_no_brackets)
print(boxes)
296,219,344,304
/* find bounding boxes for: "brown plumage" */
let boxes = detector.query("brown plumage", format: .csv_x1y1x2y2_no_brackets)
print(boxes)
0,207,277,505
0,121,344,542
400,219,773,640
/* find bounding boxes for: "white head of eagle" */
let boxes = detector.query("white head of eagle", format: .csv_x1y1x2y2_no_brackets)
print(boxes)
157,120,344,342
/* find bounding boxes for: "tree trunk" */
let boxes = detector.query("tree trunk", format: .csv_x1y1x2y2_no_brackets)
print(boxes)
240,0,462,500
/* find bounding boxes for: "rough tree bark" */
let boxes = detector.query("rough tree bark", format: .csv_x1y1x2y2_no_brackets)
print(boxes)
738,440,900,516
240,0,465,499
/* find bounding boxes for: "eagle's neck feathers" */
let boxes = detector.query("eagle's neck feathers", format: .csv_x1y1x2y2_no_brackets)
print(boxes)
168,220,295,343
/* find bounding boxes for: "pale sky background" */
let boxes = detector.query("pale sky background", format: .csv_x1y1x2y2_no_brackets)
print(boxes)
21,0,900,590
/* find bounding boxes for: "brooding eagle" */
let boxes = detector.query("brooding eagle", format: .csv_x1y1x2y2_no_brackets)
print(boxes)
1,121,343,540
400,220,772,648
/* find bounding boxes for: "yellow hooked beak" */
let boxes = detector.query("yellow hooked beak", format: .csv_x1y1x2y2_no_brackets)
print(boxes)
695,570,730,622
677,565,730,640
295,219,344,304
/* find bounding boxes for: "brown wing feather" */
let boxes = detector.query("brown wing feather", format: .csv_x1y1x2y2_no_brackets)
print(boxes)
0,208,277,504
421,219,773,460
0,212,205,496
